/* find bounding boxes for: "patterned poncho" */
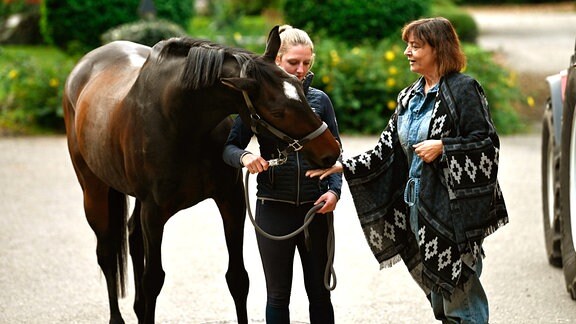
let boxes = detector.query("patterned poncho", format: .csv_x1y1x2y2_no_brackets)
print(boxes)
343,72,509,298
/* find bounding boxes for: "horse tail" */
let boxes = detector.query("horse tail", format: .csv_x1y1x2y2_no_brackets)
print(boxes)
108,188,128,298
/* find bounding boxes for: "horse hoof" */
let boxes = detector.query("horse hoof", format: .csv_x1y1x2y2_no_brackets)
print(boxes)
109,317,125,324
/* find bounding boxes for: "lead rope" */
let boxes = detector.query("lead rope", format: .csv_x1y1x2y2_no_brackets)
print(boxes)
243,169,337,291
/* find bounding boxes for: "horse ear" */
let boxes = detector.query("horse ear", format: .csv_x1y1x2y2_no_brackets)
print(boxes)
221,77,258,92
262,25,281,62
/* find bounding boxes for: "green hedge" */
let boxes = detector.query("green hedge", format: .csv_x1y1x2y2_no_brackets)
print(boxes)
0,46,74,133
101,19,188,46
283,0,429,45
0,5,525,136
430,0,478,43
0,0,35,17
456,0,562,3
311,38,525,134
40,0,140,51
155,0,195,30
312,39,414,134
0,40,525,135
40,0,194,53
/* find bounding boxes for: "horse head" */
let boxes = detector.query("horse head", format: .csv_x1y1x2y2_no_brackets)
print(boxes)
221,26,341,168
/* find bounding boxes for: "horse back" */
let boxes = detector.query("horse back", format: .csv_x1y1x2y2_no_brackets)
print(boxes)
64,41,150,115
63,41,151,192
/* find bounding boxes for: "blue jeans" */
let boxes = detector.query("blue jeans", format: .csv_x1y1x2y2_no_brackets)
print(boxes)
429,259,488,323
405,178,489,324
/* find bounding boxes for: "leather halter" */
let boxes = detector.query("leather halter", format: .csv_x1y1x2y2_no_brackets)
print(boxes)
239,60,328,166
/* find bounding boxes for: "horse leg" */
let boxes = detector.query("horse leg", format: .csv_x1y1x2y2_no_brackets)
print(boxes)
139,201,167,324
214,185,249,324
64,100,127,323
83,182,128,324
128,199,145,321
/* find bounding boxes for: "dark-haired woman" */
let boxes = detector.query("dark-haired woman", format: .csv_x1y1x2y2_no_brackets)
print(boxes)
307,17,508,323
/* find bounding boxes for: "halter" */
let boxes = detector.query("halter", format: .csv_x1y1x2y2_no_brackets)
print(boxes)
239,61,328,166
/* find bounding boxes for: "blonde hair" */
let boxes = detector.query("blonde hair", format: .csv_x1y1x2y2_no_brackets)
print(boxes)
401,17,466,76
277,24,315,68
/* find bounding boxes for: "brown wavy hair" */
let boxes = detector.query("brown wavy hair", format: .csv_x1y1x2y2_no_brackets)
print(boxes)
401,17,466,76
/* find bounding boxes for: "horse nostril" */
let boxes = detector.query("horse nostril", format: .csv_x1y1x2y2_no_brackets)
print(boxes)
321,156,337,168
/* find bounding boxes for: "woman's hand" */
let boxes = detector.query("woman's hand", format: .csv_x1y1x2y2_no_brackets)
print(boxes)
241,153,269,174
305,161,343,180
314,191,339,214
413,139,443,163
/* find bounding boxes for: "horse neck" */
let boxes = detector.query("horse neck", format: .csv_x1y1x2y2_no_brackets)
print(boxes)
127,56,243,139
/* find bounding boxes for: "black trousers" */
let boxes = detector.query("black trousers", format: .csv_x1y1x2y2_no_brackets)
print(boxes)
255,199,334,324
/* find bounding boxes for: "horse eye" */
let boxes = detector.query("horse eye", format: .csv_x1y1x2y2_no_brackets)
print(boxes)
271,110,285,118
266,106,285,118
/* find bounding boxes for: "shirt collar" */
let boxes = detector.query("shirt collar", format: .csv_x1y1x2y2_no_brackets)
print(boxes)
416,78,439,95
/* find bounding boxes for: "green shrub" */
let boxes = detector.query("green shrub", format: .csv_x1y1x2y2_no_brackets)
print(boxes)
283,0,429,45
312,38,414,134
456,0,561,4
228,0,282,16
188,15,273,53
0,46,74,134
311,38,524,134
40,0,193,53
155,0,195,29
0,0,36,17
40,0,140,52
430,0,478,43
102,19,188,46
446,11,478,43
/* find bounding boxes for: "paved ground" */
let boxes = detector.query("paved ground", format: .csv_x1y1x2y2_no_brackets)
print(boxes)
2,3,576,324
469,2,576,75
0,133,574,323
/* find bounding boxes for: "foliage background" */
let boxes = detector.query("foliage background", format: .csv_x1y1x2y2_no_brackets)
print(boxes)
40,0,193,53
0,46,73,133
0,0,535,135
283,0,429,45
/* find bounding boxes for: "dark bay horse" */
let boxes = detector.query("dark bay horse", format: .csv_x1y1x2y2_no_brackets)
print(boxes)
62,26,341,324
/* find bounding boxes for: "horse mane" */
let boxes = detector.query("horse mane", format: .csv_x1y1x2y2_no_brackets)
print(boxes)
152,37,256,90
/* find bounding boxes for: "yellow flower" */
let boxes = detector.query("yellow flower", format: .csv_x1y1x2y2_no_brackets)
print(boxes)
233,32,242,42
330,50,340,66
527,96,535,108
386,78,396,88
506,72,517,87
388,66,398,75
8,69,18,79
49,78,59,88
352,47,361,55
387,100,397,110
384,51,395,61
322,75,331,84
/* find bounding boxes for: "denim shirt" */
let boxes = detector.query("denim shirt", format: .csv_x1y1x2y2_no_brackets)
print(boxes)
398,80,439,179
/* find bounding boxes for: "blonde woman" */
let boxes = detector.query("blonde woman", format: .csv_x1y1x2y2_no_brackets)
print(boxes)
223,25,342,323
